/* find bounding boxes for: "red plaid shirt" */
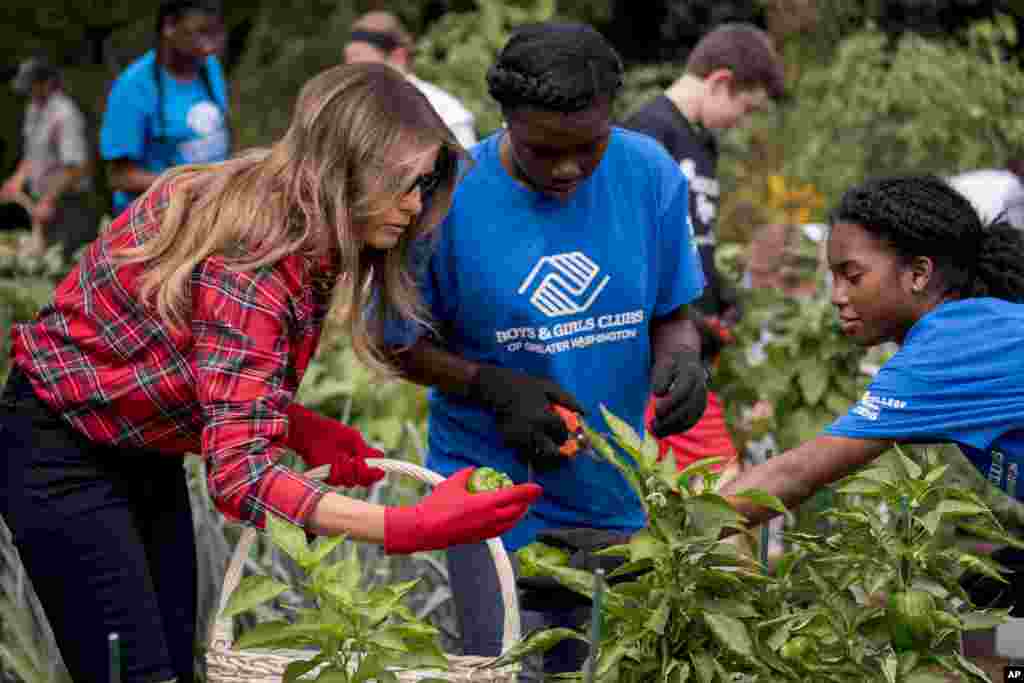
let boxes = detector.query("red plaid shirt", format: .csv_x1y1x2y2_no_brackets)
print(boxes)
11,181,334,529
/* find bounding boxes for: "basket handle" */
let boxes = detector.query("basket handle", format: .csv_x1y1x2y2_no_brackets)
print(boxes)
209,458,521,654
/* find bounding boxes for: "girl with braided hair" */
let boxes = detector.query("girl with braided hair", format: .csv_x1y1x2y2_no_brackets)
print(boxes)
722,174,1024,609
389,21,709,679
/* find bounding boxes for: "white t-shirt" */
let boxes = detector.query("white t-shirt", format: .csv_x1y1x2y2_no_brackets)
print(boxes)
408,75,477,149
23,91,92,196
948,169,1024,229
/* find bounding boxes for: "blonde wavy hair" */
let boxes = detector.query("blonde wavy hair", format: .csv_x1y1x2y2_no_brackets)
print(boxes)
115,63,464,376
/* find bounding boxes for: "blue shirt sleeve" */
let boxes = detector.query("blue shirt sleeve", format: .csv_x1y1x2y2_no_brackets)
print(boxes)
826,300,1024,450
100,68,152,163
652,153,705,317
826,359,948,443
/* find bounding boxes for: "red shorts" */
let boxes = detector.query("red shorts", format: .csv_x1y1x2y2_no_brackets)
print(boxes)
644,390,738,471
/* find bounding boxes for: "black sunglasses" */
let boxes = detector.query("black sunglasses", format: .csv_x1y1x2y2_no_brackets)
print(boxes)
405,148,455,199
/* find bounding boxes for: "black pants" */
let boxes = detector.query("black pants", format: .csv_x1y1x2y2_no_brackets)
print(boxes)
0,366,197,683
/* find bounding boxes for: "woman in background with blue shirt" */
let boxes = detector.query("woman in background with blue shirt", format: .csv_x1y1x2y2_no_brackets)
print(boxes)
101,0,230,216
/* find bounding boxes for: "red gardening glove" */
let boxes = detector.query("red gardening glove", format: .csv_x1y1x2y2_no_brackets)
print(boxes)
285,403,386,488
384,467,542,555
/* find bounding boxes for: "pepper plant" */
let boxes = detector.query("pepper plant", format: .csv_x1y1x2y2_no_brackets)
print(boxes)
223,513,448,683
495,410,1018,682
763,445,1021,682
488,406,790,682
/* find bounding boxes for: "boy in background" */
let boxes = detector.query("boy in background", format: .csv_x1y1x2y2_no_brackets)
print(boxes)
624,23,786,473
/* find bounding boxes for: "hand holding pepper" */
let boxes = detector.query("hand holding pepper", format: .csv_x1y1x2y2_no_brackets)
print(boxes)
384,467,542,554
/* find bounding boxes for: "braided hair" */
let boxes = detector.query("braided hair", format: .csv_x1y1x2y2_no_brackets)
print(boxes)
486,22,623,113
156,0,222,36
830,175,1024,303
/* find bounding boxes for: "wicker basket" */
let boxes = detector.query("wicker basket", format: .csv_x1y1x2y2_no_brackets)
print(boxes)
206,459,521,683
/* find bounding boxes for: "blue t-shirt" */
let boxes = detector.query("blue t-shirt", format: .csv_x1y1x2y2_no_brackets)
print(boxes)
827,298,1024,500
100,50,230,214
410,128,704,549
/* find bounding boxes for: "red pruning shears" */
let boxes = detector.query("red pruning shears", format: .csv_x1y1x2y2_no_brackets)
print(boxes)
702,315,735,346
528,404,594,483
551,403,588,458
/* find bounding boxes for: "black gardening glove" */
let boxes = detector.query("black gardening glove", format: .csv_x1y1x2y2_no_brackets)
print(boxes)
468,365,584,471
649,347,708,438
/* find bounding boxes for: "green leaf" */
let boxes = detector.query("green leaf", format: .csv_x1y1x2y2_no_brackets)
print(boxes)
266,512,309,566
959,609,1011,630
825,510,871,526
585,424,646,502
388,621,440,640
387,636,449,670
694,598,759,619
337,543,362,593
903,671,950,683
919,500,990,536
898,651,920,676
645,600,671,635
950,652,992,682
957,553,1011,585
826,391,851,415
956,521,1024,550
351,654,383,683
221,575,291,619
360,581,422,624
703,612,756,659
0,644,43,683
923,464,949,486
643,430,664,471
685,494,746,537
602,407,644,452
690,651,716,683
899,453,923,480
732,488,788,514
629,528,666,562
306,534,347,568
608,558,654,581
677,457,728,488
595,637,632,679
283,657,323,683
592,543,631,558
836,479,885,496
851,466,897,486
367,627,410,652
484,627,588,669
798,361,829,406
0,596,45,672
666,659,691,683
542,564,626,610
234,620,315,650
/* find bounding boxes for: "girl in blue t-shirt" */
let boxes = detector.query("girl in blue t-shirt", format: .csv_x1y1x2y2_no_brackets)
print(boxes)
722,174,1024,610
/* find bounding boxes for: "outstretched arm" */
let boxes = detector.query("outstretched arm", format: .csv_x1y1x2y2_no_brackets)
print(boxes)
720,434,891,527
389,335,479,398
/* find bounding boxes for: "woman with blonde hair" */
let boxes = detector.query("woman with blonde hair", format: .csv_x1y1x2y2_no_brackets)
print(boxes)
0,63,541,683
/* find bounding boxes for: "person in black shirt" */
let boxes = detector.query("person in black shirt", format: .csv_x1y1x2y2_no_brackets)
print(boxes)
624,23,785,473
